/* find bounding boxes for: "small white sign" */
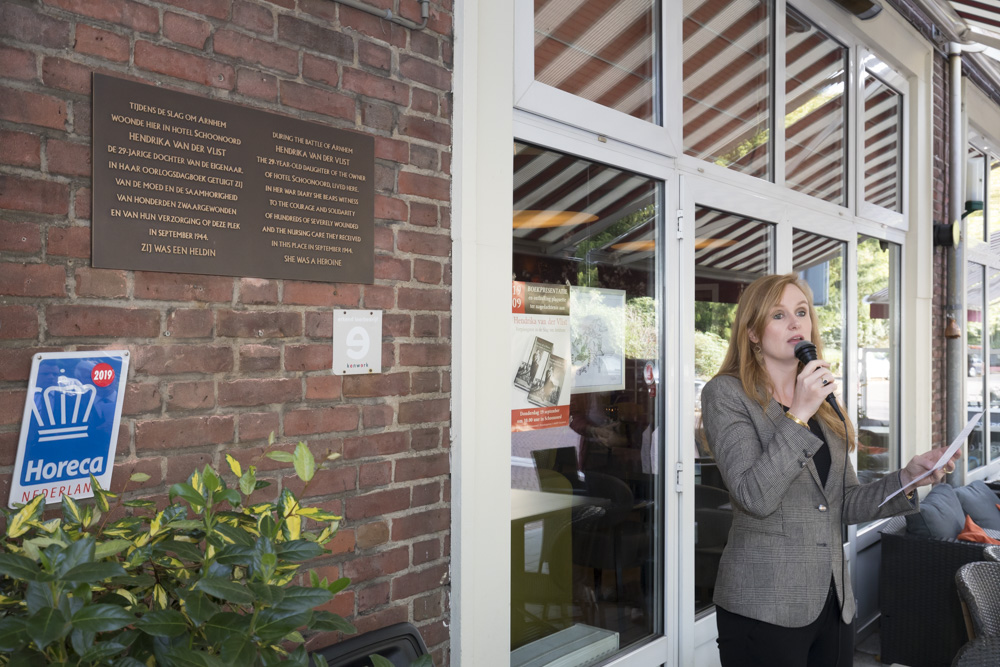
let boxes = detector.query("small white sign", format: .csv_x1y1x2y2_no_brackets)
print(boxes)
333,310,382,375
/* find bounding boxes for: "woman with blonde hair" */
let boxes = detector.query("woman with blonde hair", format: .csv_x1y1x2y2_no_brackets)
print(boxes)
701,273,958,667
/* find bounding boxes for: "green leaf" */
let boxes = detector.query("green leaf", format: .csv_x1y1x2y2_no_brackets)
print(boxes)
217,489,241,507
62,561,127,583
310,611,356,635
325,576,351,596
91,475,112,513
162,647,227,667
265,451,294,463
70,627,96,658
113,659,148,667
0,554,46,582
25,608,68,650
24,581,54,616
168,483,205,510
253,609,311,643
202,466,222,493
276,539,325,562
292,442,316,483
81,641,128,662
204,613,251,647
411,656,435,667
193,578,254,605
61,495,83,525
123,499,157,509
0,616,27,651
95,539,132,560
258,515,278,540
247,582,285,607
56,536,97,577
130,472,151,484
154,539,203,563
370,656,394,667
178,591,218,627
135,609,188,638
225,455,242,479
213,523,255,547
7,495,44,539
274,586,332,613
238,469,256,497
214,545,253,566
71,604,135,633
218,634,257,666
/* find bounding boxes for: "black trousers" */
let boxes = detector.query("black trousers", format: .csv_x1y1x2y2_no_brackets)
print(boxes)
716,580,854,667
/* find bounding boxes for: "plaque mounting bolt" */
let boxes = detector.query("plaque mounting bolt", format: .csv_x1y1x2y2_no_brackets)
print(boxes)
257,330,263,337
163,331,171,337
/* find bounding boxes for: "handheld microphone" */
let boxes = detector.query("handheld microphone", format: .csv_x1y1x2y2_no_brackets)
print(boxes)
793,340,845,421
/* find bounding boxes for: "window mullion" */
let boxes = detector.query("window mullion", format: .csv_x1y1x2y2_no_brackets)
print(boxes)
773,0,787,188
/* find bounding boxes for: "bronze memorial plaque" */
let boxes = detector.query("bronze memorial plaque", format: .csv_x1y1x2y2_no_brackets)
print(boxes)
92,74,375,283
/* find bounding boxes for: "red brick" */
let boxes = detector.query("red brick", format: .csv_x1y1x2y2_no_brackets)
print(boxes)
237,412,281,442
356,520,389,549
238,278,278,304
410,144,438,170
133,345,234,375
0,175,69,215
134,41,234,89
0,131,41,169
343,69,409,105
110,459,163,493
398,230,450,258
0,87,66,130
214,29,297,74
412,538,441,566
298,0,338,20
343,545,408,582
412,481,441,507
362,101,393,132
160,0,230,20
399,114,449,146
41,57,92,94
280,80,354,121
359,41,391,72
0,390,27,425
398,399,449,425
285,406,359,436
362,404,394,429
374,226,393,251
399,56,450,91
410,371,440,394
398,172,449,202
135,415,234,451
46,226,90,258
410,427,442,451
218,378,301,407
345,488,410,521
374,136,408,163
359,461,391,488
374,256,410,282
283,464,357,499
235,67,277,101
398,287,450,312
391,563,449,600
304,375,341,400
75,24,129,61
47,305,160,337
239,344,280,371
285,344,333,372
342,373,409,398
0,347,58,382
277,16,353,60
0,4,70,48
413,314,439,338
363,285,395,309
302,54,340,87
408,202,436,227
134,272,233,302
165,309,214,338
351,606,408,637
123,382,161,415
357,581,390,613
166,381,215,411
123,1,159,32
233,1,273,33
411,88,438,115
217,310,301,337
0,263,64,298
305,311,332,338
0,306,39,339
166,452,216,485
46,139,91,177
163,11,212,49
413,591,442,621
0,46,36,81
343,431,406,460
413,259,442,284
394,453,448,483
283,282,360,307
376,195,408,222
74,267,127,298
337,6,407,48
419,620,449,652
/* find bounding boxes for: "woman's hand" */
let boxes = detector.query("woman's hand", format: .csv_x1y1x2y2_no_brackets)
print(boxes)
787,360,836,423
899,447,962,489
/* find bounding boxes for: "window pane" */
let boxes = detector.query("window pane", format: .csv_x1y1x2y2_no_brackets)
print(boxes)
692,206,773,614
511,143,662,658
534,0,658,123
862,68,903,212
784,7,847,205
968,263,986,471
793,231,846,400
989,270,1000,464
967,148,986,246
856,236,900,485
989,158,1000,247
683,0,771,179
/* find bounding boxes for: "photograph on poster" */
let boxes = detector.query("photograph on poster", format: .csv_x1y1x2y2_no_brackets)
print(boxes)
570,286,626,394
527,354,567,408
513,336,553,392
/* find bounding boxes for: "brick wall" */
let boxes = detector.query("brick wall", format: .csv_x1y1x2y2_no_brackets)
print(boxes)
0,0,453,662
932,52,948,450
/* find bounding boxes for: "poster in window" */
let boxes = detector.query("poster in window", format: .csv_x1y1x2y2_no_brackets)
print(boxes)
569,286,626,394
511,281,572,431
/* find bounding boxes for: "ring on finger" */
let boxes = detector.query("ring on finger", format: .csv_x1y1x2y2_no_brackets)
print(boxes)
822,378,830,386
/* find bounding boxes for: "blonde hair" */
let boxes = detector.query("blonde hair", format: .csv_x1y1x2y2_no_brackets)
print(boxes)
717,273,854,449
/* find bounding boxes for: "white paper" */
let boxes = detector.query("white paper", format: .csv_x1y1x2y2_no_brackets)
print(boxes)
879,410,983,507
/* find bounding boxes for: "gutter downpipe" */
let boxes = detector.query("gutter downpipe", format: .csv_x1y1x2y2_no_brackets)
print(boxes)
335,0,430,30
947,42,966,486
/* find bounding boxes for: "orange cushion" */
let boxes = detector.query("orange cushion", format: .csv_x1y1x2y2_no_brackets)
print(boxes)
957,514,1000,545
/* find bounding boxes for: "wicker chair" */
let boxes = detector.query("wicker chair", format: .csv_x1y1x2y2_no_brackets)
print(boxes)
984,545,1000,563
955,562,1000,640
951,636,1000,667
880,516,999,667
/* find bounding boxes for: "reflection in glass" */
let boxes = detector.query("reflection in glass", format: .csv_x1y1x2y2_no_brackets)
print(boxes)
989,158,1000,248
692,207,773,614
862,69,902,212
784,8,848,205
856,236,900,486
968,263,985,471
683,0,771,179
989,270,1000,464
534,0,658,123
511,143,662,661
967,148,986,246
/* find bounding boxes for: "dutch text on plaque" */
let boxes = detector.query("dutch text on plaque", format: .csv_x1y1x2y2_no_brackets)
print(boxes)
92,74,375,284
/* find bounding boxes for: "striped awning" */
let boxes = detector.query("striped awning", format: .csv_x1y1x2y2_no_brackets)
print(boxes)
948,0,1000,59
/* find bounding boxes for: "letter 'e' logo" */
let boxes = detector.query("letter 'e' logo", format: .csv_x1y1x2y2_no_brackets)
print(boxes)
345,326,370,360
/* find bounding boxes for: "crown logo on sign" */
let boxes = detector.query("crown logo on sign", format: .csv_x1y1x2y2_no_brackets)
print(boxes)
30,378,97,442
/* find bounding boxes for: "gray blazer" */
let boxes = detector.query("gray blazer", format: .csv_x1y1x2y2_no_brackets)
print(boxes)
701,374,917,627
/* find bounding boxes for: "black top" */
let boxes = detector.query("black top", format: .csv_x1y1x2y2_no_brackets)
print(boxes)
783,405,832,487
